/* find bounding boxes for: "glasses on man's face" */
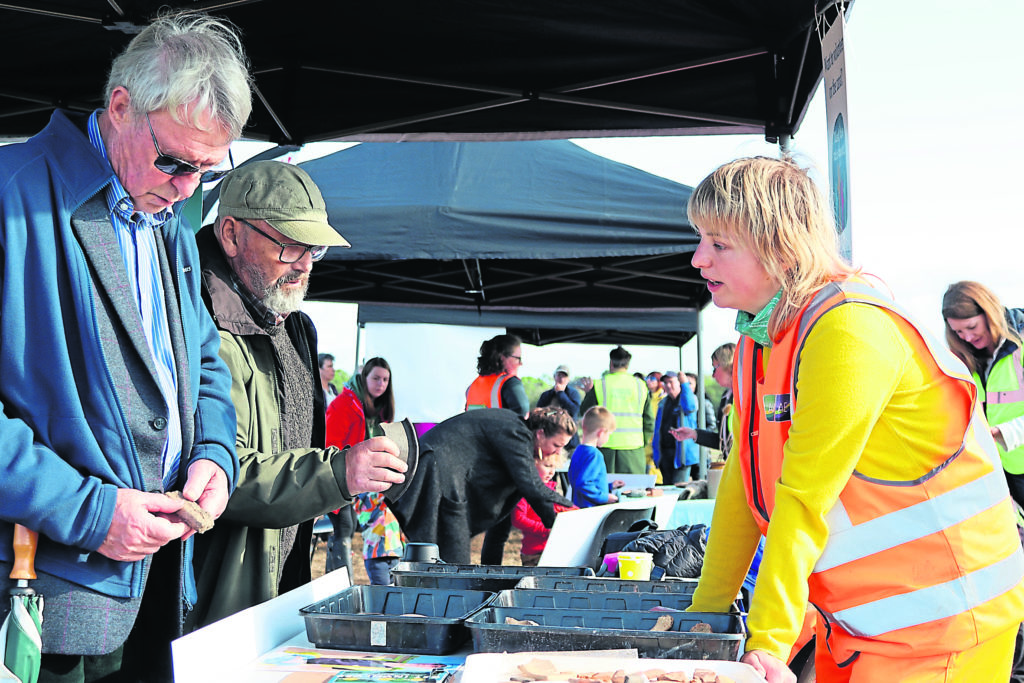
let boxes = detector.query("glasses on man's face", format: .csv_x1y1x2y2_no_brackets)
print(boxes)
239,218,329,263
146,112,234,183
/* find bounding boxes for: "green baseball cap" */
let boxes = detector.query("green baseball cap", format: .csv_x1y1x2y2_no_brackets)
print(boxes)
217,161,350,248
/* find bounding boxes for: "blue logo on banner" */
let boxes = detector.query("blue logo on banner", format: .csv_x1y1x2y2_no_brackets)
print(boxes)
763,394,792,423
831,113,850,235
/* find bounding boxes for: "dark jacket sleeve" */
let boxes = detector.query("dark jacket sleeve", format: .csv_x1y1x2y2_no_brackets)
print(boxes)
501,376,530,417
213,332,351,528
694,428,719,450
580,387,598,414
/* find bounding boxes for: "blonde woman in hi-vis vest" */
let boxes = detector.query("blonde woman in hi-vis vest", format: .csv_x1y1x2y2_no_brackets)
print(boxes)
685,156,1024,683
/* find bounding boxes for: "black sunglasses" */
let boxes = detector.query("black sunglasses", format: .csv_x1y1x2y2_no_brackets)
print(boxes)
238,218,328,263
146,112,234,183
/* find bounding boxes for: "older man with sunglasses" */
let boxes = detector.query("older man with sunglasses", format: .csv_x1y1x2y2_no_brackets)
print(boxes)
0,13,247,682
189,161,407,628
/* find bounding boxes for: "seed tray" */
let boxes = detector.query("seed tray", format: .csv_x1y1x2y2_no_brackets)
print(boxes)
492,588,697,612
465,606,744,661
515,575,699,594
391,562,594,592
300,584,495,654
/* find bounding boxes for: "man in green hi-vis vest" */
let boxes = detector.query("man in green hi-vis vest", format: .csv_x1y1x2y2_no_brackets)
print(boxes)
580,346,655,474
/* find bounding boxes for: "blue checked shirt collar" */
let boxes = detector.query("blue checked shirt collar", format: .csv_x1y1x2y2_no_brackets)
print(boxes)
87,110,174,230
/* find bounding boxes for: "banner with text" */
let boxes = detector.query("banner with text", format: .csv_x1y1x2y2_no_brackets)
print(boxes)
822,11,853,261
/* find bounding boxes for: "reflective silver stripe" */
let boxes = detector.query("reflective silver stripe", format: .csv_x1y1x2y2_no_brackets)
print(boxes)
822,499,853,535
735,340,750,407
490,374,506,407
988,349,1024,405
971,410,1007,470
600,378,643,422
815,466,1009,572
821,547,1024,638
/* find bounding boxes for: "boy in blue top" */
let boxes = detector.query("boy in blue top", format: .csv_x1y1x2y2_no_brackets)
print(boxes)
568,406,625,507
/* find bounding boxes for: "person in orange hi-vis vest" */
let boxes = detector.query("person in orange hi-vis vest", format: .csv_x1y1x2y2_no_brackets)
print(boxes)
465,333,530,565
465,333,529,416
685,156,1024,683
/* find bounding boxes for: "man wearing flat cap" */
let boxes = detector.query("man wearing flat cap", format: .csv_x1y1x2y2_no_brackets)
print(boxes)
189,160,408,627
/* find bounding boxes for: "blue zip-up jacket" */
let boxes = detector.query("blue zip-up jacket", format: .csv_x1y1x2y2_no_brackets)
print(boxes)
652,385,698,468
567,443,613,508
0,110,238,598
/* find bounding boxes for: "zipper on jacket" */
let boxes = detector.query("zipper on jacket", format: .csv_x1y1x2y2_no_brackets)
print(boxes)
748,342,769,521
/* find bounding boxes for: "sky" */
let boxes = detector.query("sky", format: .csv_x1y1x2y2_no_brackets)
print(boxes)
241,1,1024,420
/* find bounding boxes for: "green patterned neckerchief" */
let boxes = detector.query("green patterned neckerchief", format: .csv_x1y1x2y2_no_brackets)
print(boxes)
734,290,782,347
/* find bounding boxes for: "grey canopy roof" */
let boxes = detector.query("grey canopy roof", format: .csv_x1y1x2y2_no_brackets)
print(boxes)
295,139,705,346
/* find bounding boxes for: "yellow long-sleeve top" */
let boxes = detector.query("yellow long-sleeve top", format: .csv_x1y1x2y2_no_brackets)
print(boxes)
690,302,957,661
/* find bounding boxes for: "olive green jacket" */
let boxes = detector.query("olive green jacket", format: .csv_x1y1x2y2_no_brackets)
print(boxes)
189,226,353,627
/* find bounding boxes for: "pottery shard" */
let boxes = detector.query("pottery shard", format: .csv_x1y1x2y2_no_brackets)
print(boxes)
650,614,674,631
688,622,713,633
658,673,691,682
166,491,214,533
518,658,557,680
506,616,541,626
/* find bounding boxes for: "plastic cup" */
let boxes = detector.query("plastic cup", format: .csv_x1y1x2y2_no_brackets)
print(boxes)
402,542,440,563
617,552,654,581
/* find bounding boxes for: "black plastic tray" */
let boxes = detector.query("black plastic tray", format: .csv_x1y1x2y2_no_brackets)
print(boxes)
493,588,697,612
515,575,698,594
465,606,744,661
391,562,594,592
300,585,495,654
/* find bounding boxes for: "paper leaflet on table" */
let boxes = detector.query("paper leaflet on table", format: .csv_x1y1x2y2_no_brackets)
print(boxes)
253,645,461,680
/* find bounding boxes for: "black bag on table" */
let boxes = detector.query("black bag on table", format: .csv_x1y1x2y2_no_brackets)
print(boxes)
599,519,659,557
620,523,709,578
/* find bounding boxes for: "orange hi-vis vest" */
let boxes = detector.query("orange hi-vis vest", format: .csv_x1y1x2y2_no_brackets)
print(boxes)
465,373,508,411
734,279,1024,662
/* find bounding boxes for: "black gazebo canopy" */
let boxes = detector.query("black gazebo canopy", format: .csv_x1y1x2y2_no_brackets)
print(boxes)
1,1,850,145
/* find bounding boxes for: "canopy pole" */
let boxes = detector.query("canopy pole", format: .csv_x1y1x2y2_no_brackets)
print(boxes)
779,133,793,153
354,321,364,375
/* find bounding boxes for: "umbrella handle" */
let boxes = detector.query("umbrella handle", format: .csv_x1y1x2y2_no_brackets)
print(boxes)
10,524,38,581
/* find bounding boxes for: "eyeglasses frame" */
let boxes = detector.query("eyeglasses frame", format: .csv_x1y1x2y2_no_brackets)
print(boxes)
237,218,329,263
146,112,234,183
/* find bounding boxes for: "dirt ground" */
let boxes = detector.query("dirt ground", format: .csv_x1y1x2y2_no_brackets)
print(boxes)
311,527,525,583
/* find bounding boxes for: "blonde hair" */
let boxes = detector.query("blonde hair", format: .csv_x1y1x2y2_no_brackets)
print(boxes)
941,281,1019,375
711,342,735,373
581,405,615,436
687,156,856,337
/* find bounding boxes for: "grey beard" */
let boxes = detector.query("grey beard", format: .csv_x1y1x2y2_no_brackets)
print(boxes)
264,275,308,314
242,262,308,314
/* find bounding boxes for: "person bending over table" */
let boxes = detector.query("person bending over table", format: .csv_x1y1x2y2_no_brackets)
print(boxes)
389,407,575,564
685,156,1024,683
941,280,1024,509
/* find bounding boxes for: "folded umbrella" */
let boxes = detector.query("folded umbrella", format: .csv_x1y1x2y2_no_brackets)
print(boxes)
1,525,42,683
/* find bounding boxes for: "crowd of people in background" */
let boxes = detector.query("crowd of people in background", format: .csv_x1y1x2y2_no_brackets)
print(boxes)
309,333,742,574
